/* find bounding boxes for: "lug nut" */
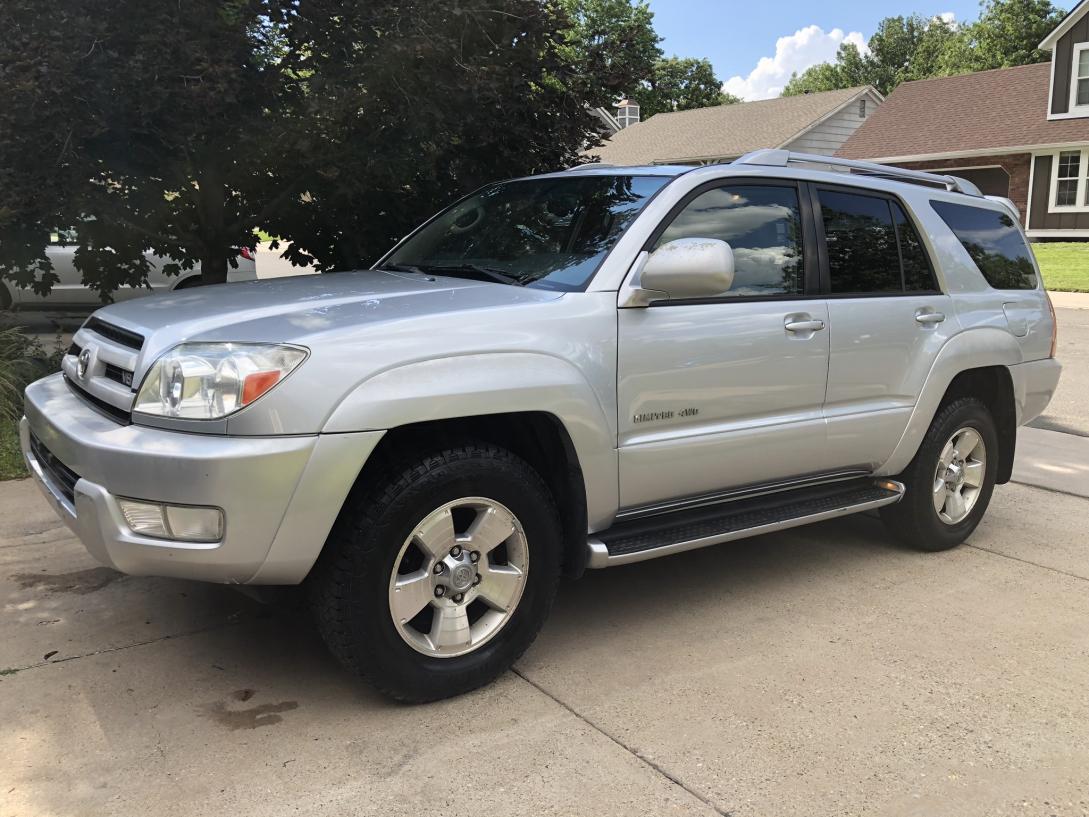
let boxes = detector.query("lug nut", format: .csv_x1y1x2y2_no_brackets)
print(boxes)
469,551,480,563
433,563,445,574
450,545,463,558
453,592,464,603
472,574,482,586
434,586,446,598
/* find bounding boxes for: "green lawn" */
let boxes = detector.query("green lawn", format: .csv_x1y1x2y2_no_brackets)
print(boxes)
1033,242,1089,292
0,421,24,481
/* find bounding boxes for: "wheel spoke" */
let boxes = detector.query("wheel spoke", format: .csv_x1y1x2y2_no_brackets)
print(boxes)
466,506,515,554
477,564,523,611
945,489,967,522
430,604,471,650
957,429,983,459
390,570,434,624
938,440,956,469
414,508,456,560
932,479,948,514
963,460,984,488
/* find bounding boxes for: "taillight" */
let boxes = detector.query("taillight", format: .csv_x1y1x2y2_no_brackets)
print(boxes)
239,246,255,261
1046,292,1058,358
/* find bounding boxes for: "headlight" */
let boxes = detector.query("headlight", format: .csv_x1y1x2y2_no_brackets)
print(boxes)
133,343,307,420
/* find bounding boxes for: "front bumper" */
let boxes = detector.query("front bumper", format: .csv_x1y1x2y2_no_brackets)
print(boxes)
22,373,383,584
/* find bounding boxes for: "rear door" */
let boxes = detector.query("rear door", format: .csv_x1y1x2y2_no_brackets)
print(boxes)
617,179,832,510
811,185,956,471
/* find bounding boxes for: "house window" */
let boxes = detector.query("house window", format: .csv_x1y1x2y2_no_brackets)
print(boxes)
858,99,867,118
1071,44,1089,111
616,100,640,129
1049,148,1089,210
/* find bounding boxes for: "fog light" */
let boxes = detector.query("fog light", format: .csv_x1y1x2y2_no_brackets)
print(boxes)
118,499,224,543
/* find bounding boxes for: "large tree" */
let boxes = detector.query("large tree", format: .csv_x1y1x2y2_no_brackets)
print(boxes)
0,0,290,296
634,57,739,118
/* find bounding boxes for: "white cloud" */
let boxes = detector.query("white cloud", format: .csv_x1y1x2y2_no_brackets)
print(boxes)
938,11,956,24
722,25,870,101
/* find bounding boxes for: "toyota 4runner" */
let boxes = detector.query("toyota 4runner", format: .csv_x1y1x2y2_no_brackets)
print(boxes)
21,150,1062,701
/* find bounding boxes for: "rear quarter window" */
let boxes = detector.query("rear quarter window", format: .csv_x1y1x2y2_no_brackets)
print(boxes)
930,200,1038,290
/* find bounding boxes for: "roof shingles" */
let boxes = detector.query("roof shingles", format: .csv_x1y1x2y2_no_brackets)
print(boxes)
838,62,1089,160
588,87,872,165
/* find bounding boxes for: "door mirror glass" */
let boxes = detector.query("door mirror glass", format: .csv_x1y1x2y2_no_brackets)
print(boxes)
640,238,735,299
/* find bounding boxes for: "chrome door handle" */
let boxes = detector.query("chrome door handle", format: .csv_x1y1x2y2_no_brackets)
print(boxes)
784,319,825,333
915,311,946,325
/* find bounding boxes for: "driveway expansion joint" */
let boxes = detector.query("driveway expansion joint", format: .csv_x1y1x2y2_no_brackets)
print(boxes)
512,667,733,817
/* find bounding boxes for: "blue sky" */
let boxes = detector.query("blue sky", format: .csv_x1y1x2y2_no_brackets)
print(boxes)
647,0,1078,99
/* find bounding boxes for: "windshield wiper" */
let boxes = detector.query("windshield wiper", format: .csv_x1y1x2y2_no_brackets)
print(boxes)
418,263,523,286
378,262,428,274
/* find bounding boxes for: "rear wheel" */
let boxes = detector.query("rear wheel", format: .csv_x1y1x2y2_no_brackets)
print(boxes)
309,442,561,702
881,397,999,551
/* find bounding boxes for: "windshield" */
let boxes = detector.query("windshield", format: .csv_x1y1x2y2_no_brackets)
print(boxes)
383,175,669,291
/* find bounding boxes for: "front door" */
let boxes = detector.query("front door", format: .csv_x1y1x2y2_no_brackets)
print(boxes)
617,181,831,510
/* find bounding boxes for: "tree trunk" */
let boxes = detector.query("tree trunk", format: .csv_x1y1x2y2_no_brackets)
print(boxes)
200,249,229,285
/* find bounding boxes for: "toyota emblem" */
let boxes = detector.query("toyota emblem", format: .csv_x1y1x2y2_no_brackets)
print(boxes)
77,347,92,380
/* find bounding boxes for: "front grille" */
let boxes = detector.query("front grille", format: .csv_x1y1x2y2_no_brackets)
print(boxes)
104,362,134,388
84,317,144,351
29,434,80,505
64,375,132,425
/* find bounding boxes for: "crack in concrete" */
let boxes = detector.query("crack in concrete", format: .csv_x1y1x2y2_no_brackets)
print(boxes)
966,543,1089,583
0,621,236,677
1010,479,1089,501
512,667,733,817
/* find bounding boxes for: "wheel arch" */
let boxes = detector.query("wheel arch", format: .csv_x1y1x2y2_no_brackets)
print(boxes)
351,412,592,578
879,328,1021,480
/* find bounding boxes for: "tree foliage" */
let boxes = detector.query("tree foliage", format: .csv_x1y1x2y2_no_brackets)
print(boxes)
783,0,1065,98
0,0,671,294
634,57,739,118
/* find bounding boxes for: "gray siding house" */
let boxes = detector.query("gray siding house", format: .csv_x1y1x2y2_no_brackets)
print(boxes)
587,86,883,166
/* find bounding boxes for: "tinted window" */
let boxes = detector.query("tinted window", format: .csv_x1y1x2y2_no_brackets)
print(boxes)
819,190,901,294
387,175,668,292
930,200,1037,289
891,202,937,292
655,185,804,297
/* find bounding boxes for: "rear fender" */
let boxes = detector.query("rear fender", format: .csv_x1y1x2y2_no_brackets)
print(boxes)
877,328,1023,477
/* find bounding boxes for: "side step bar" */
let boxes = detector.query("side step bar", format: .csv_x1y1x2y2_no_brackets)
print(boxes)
586,478,905,569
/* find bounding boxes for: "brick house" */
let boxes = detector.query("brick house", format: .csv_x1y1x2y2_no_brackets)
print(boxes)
838,0,1089,240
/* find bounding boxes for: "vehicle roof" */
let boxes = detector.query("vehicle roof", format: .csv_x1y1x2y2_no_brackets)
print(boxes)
528,164,698,180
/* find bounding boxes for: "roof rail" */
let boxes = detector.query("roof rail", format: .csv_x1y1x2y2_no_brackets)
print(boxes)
566,162,615,171
732,149,983,197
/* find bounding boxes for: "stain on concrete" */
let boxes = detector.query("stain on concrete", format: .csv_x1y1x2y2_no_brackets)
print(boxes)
11,567,122,595
204,689,299,731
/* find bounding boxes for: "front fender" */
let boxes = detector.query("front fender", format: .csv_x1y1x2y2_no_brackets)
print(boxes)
877,327,1024,477
323,352,619,530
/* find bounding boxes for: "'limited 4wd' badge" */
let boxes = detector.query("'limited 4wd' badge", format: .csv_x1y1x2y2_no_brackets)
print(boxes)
633,407,699,424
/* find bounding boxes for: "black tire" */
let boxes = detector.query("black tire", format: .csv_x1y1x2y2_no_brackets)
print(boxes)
308,441,562,703
174,275,203,289
880,397,999,551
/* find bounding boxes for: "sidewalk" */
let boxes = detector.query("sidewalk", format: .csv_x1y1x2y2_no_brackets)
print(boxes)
1047,290,1089,310
1014,425,1089,498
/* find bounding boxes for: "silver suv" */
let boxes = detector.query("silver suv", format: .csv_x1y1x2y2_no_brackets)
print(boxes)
21,151,1061,702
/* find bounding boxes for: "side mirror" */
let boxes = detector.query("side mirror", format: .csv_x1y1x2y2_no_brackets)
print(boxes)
639,238,735,300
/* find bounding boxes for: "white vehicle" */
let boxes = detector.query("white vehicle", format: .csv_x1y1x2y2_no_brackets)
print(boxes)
1,229,257,309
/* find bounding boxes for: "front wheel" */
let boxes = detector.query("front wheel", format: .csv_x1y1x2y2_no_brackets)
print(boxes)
309,442,562,702
881,397,999,552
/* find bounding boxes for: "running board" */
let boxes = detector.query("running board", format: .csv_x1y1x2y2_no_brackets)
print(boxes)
586,478,905,569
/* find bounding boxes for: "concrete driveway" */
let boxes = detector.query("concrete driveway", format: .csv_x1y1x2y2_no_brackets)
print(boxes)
3,469,1089,816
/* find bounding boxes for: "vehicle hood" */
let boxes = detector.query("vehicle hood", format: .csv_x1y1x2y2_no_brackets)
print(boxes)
91,269,563,361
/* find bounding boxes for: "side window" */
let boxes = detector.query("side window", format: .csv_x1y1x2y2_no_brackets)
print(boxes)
818,189,901,294
891,202,938,292
930,200,1038,290
655,185,804,297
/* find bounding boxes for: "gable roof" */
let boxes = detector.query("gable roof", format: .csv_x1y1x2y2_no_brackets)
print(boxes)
838,63,1089,161
1040,0,1088,49
588,86,879,165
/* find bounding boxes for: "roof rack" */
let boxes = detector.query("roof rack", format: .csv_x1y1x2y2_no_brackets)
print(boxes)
732,149,983,197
